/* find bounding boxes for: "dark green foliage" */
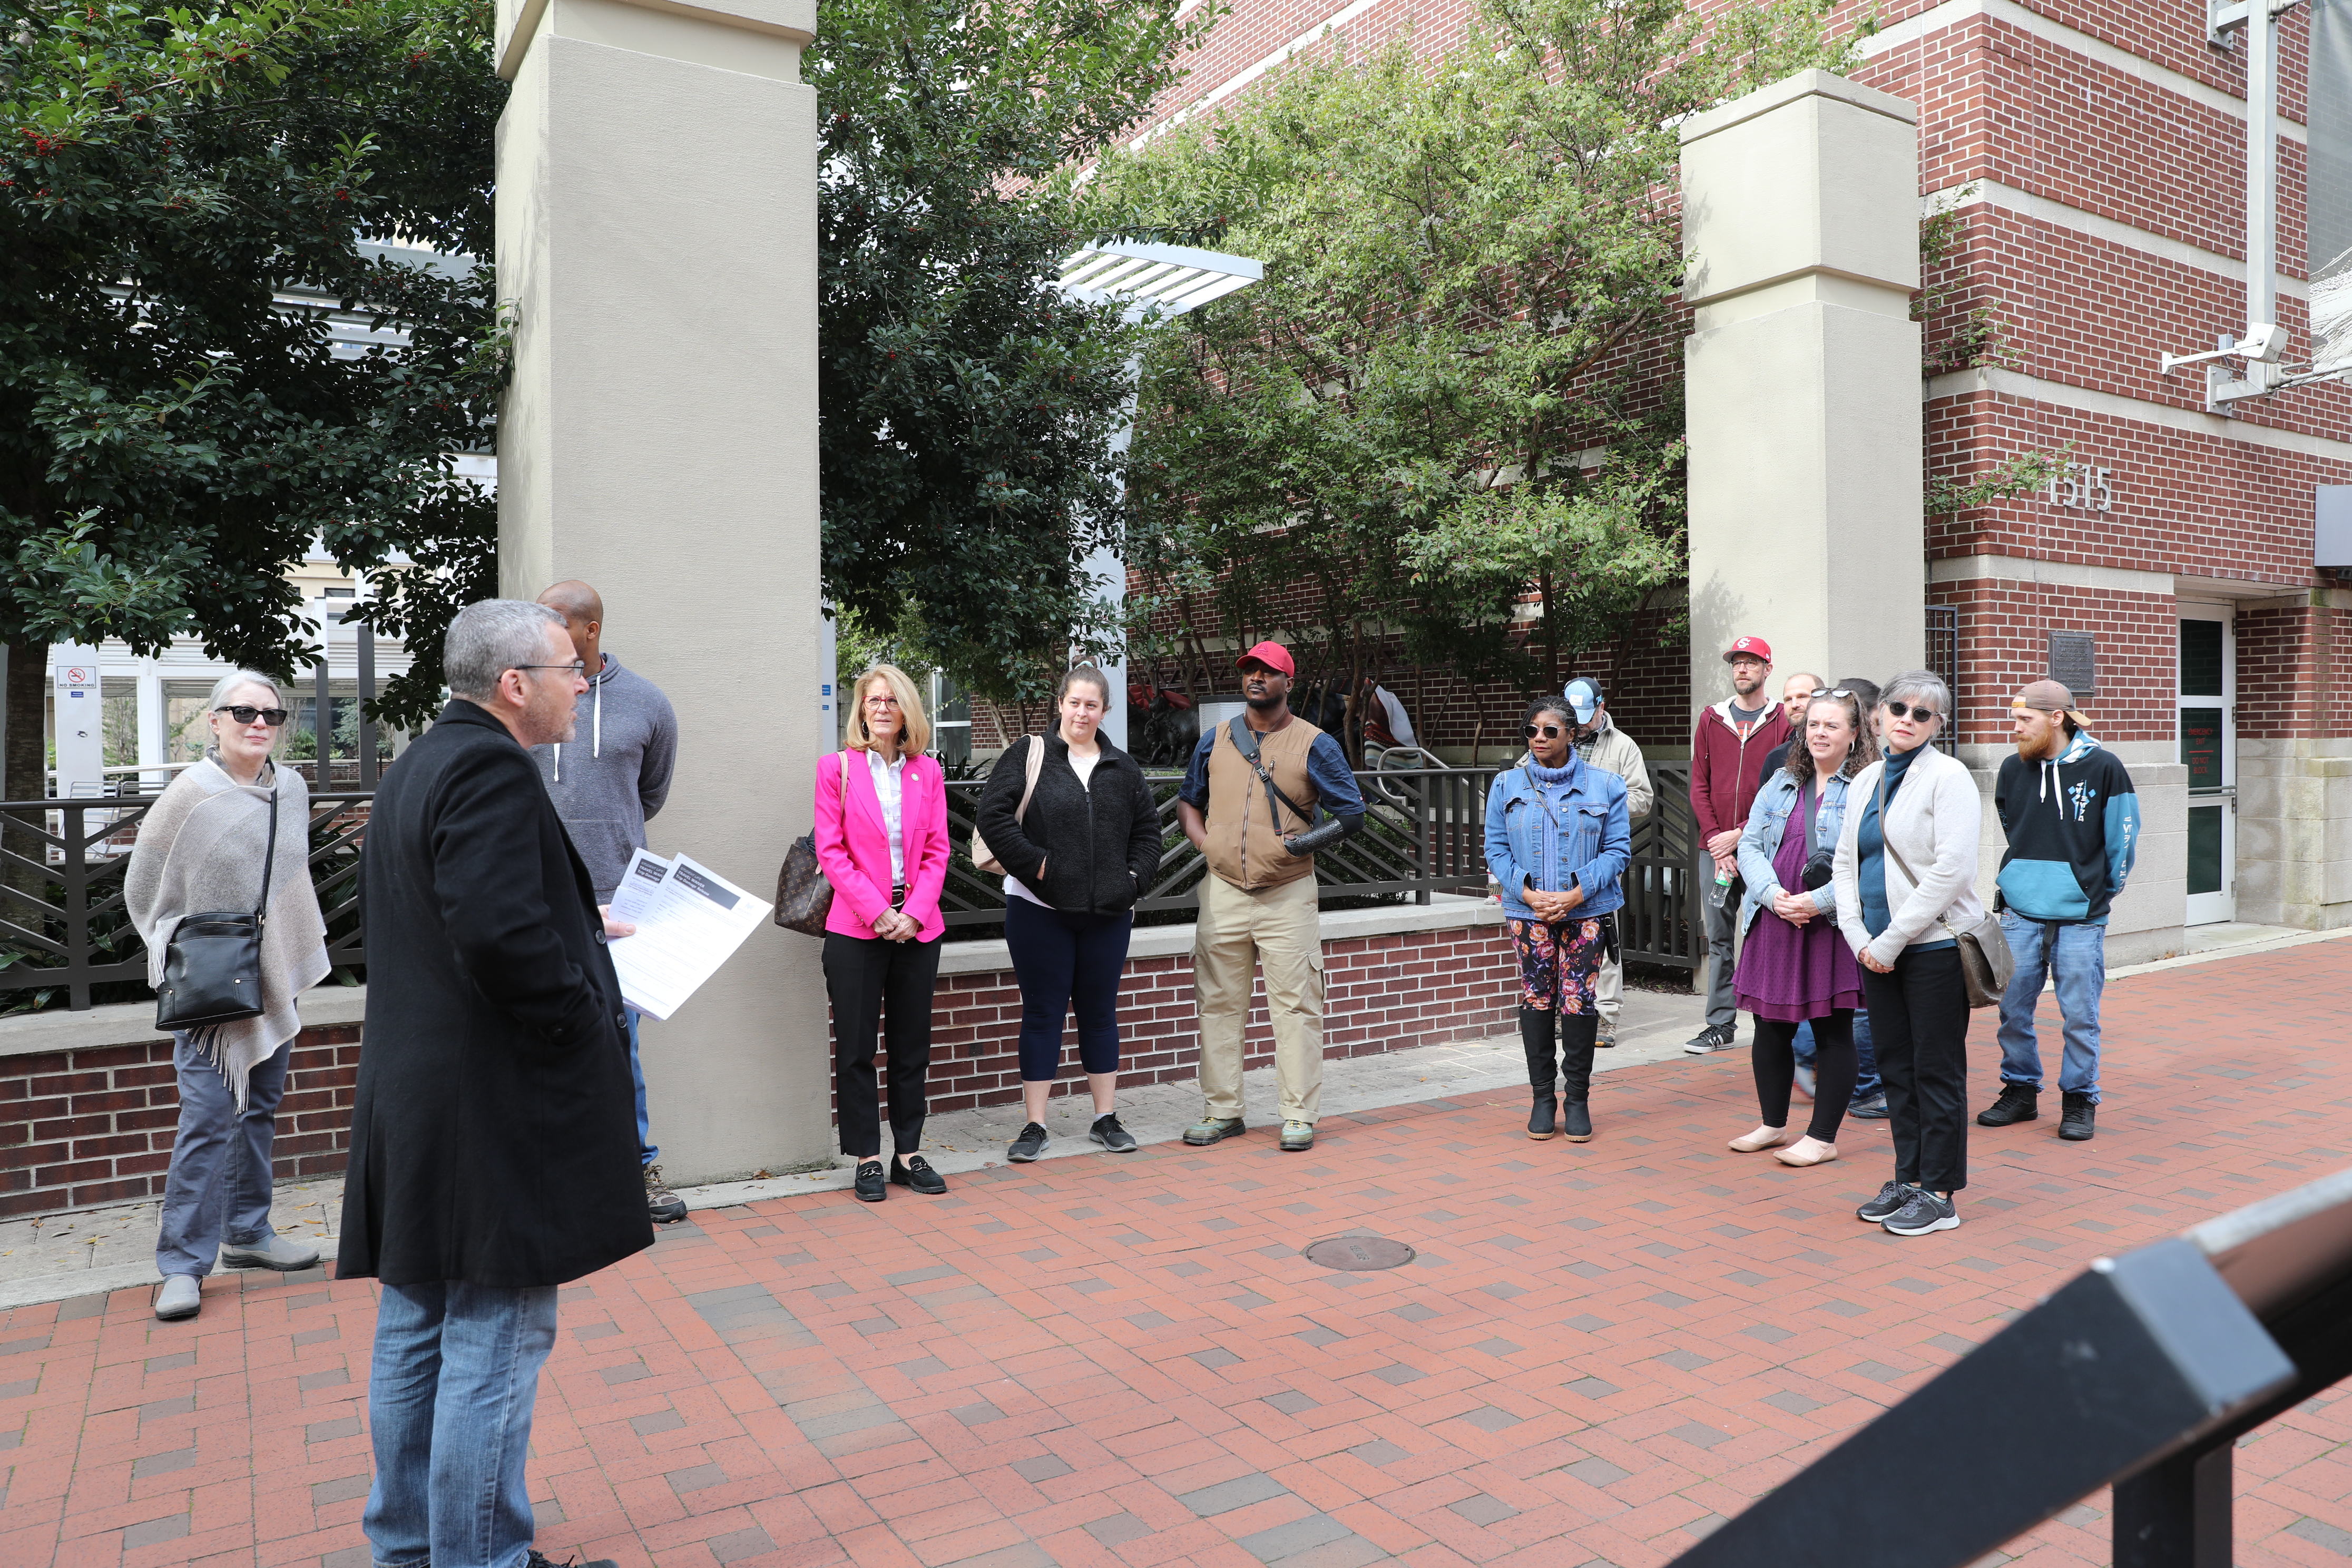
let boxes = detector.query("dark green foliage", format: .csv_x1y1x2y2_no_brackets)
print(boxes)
0,0,507,728
812,0,1212,703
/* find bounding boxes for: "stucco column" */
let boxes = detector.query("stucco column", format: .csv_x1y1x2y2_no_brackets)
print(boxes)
1681,71,1923,702
495,0,827,1180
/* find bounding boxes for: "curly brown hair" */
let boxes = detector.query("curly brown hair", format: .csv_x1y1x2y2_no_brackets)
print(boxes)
1782,688,1878,783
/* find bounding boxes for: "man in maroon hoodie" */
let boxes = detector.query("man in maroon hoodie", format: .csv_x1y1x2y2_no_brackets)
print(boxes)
1685,635,1793,1053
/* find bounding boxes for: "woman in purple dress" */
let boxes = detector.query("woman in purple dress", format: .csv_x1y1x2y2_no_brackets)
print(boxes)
1727,689,1877,1167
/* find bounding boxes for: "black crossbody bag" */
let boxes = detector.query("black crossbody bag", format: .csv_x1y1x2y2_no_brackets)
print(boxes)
155,782,279,1031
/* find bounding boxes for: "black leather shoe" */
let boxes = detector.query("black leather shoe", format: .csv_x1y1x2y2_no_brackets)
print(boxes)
854,1160,886,1202
1976,1083,2039,1126
1560,1100,1592,1143
889,1152,945,1189
891,1154,948,1194
2058,1092,2096,1141
1527,1095,1557,1140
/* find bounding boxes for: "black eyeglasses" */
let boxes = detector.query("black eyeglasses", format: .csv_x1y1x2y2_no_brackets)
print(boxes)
1883,700,1941,722
214,705,290,727
1524,723,1564,739
513,661,587,679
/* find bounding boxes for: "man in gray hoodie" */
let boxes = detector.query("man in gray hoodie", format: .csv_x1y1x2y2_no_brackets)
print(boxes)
532,580,684,1222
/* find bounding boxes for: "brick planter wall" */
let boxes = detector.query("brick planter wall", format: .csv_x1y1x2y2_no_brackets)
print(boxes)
0,1022,361,1221
845,916,1520,1119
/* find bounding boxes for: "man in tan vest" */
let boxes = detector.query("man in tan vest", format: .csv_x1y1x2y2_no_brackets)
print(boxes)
1174,641,1366,1152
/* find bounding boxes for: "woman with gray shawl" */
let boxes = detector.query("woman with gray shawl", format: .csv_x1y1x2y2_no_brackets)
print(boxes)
126,672,330,1321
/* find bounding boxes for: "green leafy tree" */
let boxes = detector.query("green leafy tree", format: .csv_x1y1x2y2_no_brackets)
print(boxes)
1095,0,1849,729
0,0,507,796
812,0,1213,704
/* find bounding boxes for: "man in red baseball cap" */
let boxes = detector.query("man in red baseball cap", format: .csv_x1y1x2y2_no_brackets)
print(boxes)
1173,640,1364,1153
1684,633,1791,1054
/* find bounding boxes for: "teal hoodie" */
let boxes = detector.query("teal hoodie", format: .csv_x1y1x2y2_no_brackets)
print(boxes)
1993,729,2139,924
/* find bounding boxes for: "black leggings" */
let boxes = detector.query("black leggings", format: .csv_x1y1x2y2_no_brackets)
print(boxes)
1752,1010,1855,1143
1005,899,1132,1080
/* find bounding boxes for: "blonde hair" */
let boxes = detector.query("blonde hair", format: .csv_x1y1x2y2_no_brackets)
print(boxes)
845,664,931,754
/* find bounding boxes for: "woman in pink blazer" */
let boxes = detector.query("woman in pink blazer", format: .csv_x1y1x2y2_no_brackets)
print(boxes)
813,664,954,1204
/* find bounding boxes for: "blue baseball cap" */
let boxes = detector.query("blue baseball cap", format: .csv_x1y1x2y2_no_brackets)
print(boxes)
1564,679,1604,722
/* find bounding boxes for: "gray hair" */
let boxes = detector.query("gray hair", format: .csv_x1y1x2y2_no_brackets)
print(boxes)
207,670,282,710
1879,668,1953,722
445,599,566,701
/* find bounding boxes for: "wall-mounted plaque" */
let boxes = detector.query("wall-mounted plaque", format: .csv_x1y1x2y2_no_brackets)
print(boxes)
2047,632,2098,697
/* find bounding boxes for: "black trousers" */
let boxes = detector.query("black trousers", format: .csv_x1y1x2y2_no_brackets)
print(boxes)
824,931,943,1159
1863,945,1970,1193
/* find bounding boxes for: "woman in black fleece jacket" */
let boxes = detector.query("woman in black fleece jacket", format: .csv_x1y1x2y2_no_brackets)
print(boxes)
976,666,1164,1160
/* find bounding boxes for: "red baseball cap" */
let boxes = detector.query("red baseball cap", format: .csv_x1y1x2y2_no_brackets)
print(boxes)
1234,641,1296,679
1722,635,1772,664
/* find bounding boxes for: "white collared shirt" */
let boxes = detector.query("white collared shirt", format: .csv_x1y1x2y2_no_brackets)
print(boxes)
867,749,907,886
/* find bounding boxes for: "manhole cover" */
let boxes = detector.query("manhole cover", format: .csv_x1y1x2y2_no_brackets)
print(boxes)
1304,1235,1415,1271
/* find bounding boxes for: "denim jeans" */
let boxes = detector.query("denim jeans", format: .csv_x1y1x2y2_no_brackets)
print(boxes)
364,1279,560,1568
625,1008,656,1165
1791,1010,1881,1101
155,1034,289,1277
1996,914,2106,1100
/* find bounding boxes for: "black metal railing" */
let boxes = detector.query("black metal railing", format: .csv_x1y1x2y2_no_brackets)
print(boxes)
938,767,1500,927
0,794,371,1013
937,761,1703,972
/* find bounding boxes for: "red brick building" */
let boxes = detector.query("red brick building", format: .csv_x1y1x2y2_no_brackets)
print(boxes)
1083,0,2352,949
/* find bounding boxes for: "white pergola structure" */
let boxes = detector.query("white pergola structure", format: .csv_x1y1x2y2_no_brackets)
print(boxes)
1054,242,1261,748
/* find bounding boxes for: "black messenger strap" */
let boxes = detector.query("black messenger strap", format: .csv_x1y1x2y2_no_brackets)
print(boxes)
1227,716,1318,835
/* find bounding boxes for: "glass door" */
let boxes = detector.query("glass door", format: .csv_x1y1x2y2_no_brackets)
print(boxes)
2179,613,2235,924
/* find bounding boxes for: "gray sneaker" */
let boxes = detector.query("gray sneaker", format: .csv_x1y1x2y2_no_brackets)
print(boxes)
154,1275,202,1320
1008,1123,1049,1162
1881,1188,1961,1236
219,1235,320,1271
1089,1114,1137,1152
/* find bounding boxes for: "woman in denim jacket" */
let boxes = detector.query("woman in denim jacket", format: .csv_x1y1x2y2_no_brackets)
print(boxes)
1727,688,1875,1168
1485,696,1631,1145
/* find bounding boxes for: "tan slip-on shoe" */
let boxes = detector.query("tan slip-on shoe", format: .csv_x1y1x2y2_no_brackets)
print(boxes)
1772,1137,1839,1167
1728,1125,1791,1153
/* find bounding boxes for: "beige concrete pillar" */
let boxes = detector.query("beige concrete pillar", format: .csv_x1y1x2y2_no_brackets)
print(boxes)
1681,71,1923,702
495,0,827,1180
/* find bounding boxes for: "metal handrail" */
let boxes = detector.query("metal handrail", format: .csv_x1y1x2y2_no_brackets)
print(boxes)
0,794,372,1012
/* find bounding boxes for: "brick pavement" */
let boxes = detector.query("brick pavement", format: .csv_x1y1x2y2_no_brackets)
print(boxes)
3,942,2350,1567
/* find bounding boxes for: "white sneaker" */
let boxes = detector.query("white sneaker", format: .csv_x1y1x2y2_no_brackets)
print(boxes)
154,1275,202,1320
220,1235,320,1271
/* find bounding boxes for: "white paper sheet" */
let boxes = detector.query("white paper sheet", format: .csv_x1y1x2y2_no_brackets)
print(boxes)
603,848,770,1021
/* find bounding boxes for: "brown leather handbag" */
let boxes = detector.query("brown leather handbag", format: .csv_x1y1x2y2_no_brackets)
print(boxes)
775,752,848,936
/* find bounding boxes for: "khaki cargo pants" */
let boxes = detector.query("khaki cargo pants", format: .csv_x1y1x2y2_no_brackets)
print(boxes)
1193,871,1324,1124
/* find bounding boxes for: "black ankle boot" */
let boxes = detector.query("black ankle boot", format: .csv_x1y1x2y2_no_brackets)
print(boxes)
1527,1095,1558,1140
1560,1099,1593,1143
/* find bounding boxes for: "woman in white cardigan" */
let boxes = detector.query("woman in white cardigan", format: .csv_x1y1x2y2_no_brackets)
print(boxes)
1831,670,1983,1238
125,672,330,1322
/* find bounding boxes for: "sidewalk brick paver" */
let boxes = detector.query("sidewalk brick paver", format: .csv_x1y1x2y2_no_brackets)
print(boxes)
5,942,2351,1565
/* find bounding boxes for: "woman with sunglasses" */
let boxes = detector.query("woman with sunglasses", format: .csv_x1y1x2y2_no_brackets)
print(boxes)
1832,670,1985,1238
126,672,331,1321
1727,689,1875,1167
1485,697,1631,1143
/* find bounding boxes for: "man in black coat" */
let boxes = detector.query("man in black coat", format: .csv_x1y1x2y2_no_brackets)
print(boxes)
340,598,649,1568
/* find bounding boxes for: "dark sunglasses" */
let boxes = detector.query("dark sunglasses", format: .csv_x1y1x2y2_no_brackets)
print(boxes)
1524,723,1565,739
214,704,290,727
1883,700,1941,722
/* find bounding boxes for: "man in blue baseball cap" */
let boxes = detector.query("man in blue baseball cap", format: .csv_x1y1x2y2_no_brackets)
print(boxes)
1563,678,1649,1045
